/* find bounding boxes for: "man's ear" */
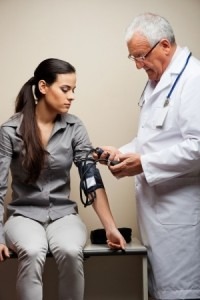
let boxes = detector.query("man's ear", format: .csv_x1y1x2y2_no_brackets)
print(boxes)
160,39,171,55
38,80,47,95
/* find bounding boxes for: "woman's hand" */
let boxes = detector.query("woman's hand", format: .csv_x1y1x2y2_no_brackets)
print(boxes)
0,244,10,262
106,227,126,250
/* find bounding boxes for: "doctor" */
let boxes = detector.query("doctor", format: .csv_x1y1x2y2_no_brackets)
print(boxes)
98,13,200,300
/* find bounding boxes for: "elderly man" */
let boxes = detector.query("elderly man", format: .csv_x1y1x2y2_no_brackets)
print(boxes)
97,13,200,300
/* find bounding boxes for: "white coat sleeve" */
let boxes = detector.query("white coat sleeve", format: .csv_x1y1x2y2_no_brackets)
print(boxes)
119,138,136,153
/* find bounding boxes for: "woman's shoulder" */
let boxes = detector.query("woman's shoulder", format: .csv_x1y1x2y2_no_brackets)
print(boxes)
1,112,22,128
61,113,84,125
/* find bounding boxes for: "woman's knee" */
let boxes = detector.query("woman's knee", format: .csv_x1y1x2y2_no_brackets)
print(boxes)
54,245,84,263
18,244,48,261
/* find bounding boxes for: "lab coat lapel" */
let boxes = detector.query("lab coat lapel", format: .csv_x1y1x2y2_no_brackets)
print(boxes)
150,47,191,99
152,73,172,98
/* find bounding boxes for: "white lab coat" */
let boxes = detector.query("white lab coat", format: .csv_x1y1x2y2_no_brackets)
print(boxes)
120,47,200,299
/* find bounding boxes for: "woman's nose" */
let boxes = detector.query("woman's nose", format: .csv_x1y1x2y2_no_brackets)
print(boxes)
67,90,75,101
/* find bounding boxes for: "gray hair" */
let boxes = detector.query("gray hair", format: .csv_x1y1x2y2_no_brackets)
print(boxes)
125,13,176,46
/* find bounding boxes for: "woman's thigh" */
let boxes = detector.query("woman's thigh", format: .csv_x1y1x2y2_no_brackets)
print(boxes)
4,216,48,253
46,214,88,253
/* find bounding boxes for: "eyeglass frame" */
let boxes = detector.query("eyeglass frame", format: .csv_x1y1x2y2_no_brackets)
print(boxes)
128,40,160,62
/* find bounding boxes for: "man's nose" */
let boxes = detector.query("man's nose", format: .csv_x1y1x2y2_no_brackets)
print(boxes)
134,60,145,69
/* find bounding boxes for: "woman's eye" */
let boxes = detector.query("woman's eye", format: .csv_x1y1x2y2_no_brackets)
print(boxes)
60,87,69,93
60,86,76,94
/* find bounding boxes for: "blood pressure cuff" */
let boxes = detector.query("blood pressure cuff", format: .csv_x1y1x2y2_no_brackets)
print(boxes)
90,227,132,244
78,161,104,195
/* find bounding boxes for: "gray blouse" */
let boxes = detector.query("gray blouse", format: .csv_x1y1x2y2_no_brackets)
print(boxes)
0,112,94,244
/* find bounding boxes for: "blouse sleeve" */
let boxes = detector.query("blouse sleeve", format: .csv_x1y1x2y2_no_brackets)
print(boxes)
0,127,12,244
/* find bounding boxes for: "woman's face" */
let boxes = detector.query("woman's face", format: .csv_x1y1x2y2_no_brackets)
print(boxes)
38,73,76,114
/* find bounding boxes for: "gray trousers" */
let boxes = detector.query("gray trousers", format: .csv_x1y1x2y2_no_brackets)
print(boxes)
4,214,87,300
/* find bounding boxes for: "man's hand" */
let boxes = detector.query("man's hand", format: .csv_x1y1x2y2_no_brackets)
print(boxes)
0,244,10,262
93,146,121,165
109,153,143,178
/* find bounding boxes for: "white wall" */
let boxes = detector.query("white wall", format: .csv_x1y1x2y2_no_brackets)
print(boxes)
0,1,200,299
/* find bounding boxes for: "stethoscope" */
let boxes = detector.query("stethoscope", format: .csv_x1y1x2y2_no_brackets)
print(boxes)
163,51,191,107
138,52,192,108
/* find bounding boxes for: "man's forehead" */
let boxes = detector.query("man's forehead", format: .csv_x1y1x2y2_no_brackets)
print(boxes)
127,35,150,53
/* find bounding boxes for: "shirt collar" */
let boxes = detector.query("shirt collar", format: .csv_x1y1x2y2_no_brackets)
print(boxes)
2,112,79,136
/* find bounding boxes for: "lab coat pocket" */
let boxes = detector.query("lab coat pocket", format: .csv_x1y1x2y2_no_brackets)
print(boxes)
155,177,200,225
151,102,174,130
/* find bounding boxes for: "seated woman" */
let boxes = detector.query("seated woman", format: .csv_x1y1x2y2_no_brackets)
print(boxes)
0,58,126,300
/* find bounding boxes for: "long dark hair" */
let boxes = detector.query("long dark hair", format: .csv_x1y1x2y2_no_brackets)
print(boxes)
15,58,76,183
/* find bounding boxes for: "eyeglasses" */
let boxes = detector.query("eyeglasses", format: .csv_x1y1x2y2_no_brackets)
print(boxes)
128,41,160,62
